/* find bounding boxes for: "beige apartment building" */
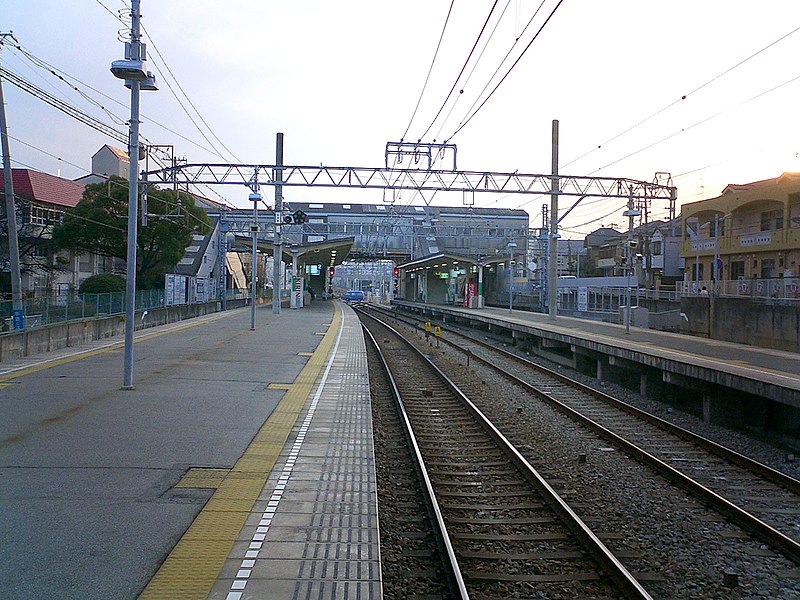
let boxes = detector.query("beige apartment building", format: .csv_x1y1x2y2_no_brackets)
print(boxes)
680,172,800,297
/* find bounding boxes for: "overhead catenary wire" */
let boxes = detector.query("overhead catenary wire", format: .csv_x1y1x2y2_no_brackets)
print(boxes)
431,0,516,143
417,0,501,142
439,0,547,142
399,0,456,142
446,0,566,141
560,23,800,170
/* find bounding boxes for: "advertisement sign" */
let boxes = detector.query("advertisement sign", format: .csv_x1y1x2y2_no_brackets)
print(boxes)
465,282,477,307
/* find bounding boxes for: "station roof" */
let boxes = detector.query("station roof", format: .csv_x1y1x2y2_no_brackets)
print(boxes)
398,252,511,273
232,235,355,269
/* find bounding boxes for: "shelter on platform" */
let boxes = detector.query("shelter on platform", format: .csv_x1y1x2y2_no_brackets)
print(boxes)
396,252,511,307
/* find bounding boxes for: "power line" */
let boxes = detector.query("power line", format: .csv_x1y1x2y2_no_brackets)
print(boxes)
0,67,129,145
561,23,800,170
5,40,237,160
446,0,566,141
417,0,501,141
400,0,456,142
7,40,128,127
592,71,800,174
139,22,242,163
9,134,87,173
438,0,547,142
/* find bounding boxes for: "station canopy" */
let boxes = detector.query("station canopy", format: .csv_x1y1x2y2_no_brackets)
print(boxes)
231,236,355,269
398,252,511,275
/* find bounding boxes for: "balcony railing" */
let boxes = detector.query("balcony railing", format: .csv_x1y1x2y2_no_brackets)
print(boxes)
677,277,800,300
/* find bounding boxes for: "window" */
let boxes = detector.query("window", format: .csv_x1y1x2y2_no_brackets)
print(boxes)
761,259,776,279
730,261,745,279
651,241,662,255
760,209,783,231
28,205,62,226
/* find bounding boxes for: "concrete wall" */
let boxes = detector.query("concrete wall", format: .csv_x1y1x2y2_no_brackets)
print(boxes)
0,295,291,363
1,301,225,362
677,296,800,352
708,297,800,353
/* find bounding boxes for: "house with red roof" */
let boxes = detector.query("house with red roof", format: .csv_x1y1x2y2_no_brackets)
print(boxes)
1,168,90,297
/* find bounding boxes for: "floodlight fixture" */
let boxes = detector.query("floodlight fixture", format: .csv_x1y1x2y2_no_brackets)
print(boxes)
111,59,148,81
126,71,158,90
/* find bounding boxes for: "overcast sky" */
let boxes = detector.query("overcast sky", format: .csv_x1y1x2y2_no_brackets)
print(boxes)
3,0,800,236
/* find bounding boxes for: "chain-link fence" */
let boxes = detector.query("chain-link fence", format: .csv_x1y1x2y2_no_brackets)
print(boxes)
0,290,165,332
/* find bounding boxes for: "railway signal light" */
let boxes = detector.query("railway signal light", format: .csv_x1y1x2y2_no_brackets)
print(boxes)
283,210,307,224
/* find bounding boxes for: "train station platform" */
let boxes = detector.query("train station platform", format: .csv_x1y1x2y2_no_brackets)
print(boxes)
394,301,800,411
0,300,380,600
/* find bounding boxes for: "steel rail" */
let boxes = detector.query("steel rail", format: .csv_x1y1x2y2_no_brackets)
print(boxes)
361,322,469,600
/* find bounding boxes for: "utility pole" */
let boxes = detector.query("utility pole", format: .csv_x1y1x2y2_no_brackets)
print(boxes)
0,32,23,329
272,133,284,314
548,120,559,320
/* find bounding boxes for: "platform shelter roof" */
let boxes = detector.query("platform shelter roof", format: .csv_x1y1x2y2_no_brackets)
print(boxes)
232,235,355,269
397,251,510,274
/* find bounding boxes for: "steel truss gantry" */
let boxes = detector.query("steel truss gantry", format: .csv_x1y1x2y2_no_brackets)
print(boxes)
142,163,677,203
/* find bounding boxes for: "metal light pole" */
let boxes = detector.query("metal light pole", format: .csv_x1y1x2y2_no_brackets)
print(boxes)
507,241,517,313
272,133,284,314
623,193,641,334
249,190,261,330
548,119,559,321
110,0,157,389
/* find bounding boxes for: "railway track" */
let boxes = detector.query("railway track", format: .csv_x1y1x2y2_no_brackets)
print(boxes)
363,304,800,566
358,312,800,599
360,310,652,599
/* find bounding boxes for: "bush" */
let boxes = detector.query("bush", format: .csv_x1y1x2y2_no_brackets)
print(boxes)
79,274,126,294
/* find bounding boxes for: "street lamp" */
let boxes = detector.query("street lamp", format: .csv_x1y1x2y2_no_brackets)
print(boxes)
111,0,157,390
507,241,517,313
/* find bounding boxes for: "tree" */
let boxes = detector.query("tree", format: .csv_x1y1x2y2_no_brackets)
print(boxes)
79,273,126,294
51,176,210,289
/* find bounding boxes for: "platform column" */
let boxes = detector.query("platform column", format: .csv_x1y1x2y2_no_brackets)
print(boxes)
477,263,485,308
596,358,606,382
640,372,648,396
702,393,712,423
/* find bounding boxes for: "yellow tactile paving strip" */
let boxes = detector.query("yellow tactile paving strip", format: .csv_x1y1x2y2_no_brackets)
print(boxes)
175,468,230,489
138,305,341,600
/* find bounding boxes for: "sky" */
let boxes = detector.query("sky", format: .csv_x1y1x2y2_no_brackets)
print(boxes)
3,0,800,238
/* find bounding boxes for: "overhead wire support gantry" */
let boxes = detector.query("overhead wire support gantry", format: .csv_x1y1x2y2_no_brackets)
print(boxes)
141,162,677,202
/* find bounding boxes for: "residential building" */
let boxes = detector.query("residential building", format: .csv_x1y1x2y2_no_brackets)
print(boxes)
585,220,682,287
680,172,800,290
0,168,85,298
74,144,129,185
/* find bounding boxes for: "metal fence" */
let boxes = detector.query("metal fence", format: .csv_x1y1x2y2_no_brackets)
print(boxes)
1,290,164,332
0,287,292,333
677,277,800,301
